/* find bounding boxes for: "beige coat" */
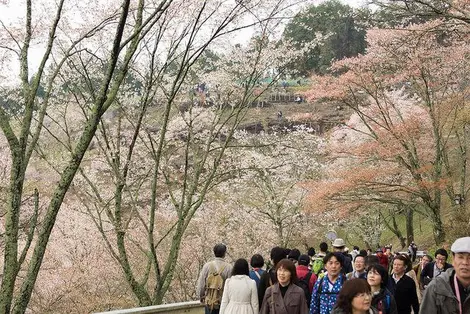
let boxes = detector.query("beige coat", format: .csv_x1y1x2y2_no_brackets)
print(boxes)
220,275,259,314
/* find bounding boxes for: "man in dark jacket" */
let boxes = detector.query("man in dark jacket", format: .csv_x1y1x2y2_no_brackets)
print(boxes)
387,254,419,314
420,237,470,314
420,248,453,289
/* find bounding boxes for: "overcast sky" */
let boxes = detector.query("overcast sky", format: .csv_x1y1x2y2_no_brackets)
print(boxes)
0,0,366,81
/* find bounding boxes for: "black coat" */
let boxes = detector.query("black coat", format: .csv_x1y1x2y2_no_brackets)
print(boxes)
341,253,353,274
387,274,419,314
258,268,278,309
420,261,452,287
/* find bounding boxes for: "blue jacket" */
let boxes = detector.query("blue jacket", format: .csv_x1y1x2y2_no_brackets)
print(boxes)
309,274,345,314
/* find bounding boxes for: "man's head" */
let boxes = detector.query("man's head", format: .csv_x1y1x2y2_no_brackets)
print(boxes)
324,252,344,278
451,237,470,285
270,246,287,266
298,254,310,267
307,247,316,257
376,248,383,256
354,254,366,272
288,248,301,262
319,242,328,253
393,254,411,276
353,246,360,252
364,255,380,269
213,243,227,258
250,254,264,268
420,254,433,269
332,238,346,252
434,248,448,269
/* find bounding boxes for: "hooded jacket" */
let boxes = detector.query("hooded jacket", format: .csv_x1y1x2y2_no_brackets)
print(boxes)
420,268,470,314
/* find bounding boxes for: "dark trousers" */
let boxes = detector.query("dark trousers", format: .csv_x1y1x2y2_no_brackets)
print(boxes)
205,306,220,314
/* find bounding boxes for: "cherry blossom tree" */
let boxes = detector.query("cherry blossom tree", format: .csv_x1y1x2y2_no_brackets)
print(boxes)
59,5,308,307
306,20,470,245
218,128,324,248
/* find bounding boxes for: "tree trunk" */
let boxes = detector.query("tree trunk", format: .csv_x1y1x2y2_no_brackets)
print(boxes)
391,214,407,249
430,210,446,245
405,207,414,245
381,208,406,248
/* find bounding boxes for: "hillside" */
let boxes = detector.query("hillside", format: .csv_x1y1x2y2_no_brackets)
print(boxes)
237,92,457,254
239,96,353,134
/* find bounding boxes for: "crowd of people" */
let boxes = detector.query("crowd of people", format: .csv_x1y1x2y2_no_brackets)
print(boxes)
196,237,470,314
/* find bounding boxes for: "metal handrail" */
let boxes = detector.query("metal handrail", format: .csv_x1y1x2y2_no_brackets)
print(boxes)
94,301,205,314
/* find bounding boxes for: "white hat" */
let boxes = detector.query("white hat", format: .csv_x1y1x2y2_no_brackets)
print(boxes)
332,238,346,248
451,237,470,253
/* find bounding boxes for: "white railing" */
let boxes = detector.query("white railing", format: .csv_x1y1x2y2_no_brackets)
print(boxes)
94,301,205,314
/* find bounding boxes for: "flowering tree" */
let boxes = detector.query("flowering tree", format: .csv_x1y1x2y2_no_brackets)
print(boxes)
219,128,324,248
0,1,156,311
306,20,470,245
62,5,308,307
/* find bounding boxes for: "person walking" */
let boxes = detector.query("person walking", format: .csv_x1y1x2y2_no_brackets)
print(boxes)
260,258,309,314
250,254,266,289
310,252,347,314
197,243,233,314
387,255,419,314
420,248,452,289
258,246,287,308
367,264,398,314
220,258,258,314
420,237,470,314
296,254,318,307
332,239,353,274
413,254,432,292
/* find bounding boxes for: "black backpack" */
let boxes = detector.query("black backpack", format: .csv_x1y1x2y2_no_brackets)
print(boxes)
296,271,313,307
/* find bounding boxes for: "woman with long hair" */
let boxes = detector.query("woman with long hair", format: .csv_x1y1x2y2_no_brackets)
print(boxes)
220,258,259,314
260,258,309,314
331,278,377,314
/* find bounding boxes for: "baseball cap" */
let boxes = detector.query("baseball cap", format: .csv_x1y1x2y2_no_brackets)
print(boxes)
298,254,310,266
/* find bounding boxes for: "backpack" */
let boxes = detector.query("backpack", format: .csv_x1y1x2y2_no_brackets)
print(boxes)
296,272,313,307
377,294,391,314
204,263,226,310
311,257,324,275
